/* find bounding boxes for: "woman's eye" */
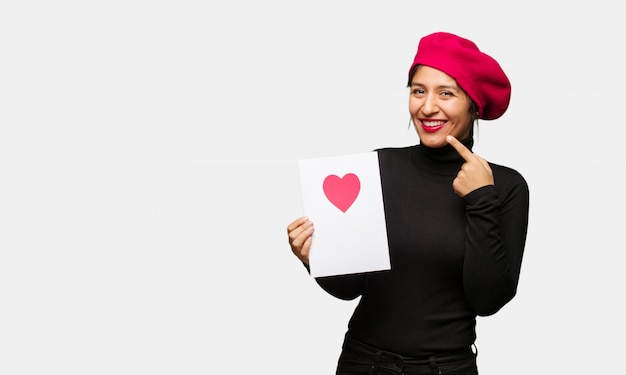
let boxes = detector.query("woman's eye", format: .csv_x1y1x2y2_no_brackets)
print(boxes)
412,89,425,95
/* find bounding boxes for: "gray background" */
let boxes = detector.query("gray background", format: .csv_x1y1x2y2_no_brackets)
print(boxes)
1,1,624,374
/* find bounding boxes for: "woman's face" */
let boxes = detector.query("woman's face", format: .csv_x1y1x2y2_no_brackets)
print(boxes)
409,65,474,148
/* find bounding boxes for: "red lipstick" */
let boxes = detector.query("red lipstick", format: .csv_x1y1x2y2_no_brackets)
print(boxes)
420,120,445,133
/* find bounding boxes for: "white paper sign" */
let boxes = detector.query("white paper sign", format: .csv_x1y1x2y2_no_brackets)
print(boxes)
298,152,390,278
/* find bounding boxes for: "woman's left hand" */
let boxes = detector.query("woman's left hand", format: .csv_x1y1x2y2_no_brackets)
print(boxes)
446,135,494,197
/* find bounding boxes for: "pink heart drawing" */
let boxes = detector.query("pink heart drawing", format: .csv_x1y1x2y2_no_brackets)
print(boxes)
323,173,361,213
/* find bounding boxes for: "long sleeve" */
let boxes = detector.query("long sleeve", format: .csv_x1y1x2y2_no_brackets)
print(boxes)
314,273,366,301
462,168,529,316
302,260,366,301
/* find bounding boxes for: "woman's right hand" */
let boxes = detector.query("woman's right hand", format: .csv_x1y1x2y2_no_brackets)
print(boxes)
287,216,314,265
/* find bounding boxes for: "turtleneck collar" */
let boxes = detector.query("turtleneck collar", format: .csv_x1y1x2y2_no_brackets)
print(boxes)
410,136,474,176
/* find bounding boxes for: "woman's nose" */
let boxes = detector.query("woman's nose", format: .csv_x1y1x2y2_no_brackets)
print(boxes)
422,95,439,116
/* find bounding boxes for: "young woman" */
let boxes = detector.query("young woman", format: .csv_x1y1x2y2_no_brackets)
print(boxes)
287,32,529,375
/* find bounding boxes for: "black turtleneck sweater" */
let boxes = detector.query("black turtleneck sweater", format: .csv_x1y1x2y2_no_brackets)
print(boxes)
314,138,529,356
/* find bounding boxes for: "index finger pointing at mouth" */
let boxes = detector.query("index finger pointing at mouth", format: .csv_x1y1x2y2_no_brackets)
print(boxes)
446,135,474,161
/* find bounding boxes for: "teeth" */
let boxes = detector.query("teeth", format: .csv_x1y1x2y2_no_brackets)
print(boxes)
423,121,445,127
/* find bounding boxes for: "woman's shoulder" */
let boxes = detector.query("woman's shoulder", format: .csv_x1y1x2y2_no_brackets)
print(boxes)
489,162,525,179
489,162,529,193
374,144,416,151
374,145,417,156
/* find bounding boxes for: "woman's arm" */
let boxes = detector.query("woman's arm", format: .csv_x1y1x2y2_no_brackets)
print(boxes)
288,216,366,300
462,171,530,316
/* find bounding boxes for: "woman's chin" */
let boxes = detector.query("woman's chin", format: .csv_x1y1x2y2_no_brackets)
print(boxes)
419,135,448,148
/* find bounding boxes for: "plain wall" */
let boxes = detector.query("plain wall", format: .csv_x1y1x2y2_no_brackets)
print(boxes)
1,1,624,374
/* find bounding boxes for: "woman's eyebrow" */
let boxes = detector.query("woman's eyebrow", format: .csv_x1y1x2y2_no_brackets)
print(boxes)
410,82,459,90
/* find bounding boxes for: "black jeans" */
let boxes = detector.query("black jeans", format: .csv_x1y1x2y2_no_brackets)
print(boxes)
336,336,478,375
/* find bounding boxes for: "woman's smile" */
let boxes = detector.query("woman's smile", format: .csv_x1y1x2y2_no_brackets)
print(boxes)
420,119,446,133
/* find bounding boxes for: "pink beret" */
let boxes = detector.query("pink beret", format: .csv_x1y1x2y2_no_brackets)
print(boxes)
409,32,511,120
